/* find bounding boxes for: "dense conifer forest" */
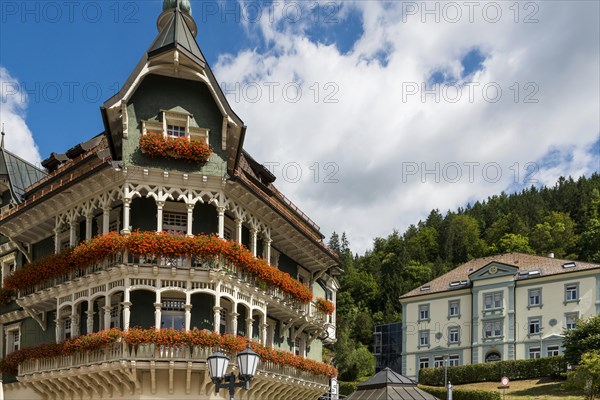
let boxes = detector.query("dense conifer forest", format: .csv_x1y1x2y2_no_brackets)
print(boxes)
329,173,600,381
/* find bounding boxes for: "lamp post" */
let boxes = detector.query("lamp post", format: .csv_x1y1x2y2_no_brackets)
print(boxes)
207,344,260,400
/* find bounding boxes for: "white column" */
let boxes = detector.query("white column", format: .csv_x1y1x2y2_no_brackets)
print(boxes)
184,304,192,332
156,201,164,232
235,219,243,243
122,288,131,331
213,306,222,333
154,292,162,330
103,305,112,330
217,206,225,238
186,203,194,236
85,215,93,240
246,317,254,339
122,199,131,234
69,222,77,247
55,319,62,343
102,207,111,234
261,322,269,345
231,312,239,336
264,237,272,264
86,305,94,334
71,311,80,338
250,229,258,257
54,227,61,253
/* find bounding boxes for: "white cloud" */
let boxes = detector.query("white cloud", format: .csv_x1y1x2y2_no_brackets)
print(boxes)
215,1,600,252
0,66,42,164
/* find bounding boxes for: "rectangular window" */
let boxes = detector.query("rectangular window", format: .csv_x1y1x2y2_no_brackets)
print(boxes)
448,327,460,343
167,124,186,137
565,284,578,302
163,212,187,234
547,345,560,357
566,313,578,330
529,346,541,359
529,318,541,335
433,356,444,368
294,337,303,356
64,318,72,340
374,332,382,355
484,320,503,338
419,357,429,369
484,292,503,310
419,304,430,321
111,306,120,328
449,300,460,317
528,289,541,307
419,330,429,347
448,355,460,367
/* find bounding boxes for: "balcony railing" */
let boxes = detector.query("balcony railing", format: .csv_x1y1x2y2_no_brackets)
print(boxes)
19,341,329,386
18,252,329,324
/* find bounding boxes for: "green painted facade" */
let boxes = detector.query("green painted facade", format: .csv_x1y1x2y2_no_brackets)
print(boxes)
124,75,226,177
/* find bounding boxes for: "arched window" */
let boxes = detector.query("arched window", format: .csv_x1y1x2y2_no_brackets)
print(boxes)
485,351,501,363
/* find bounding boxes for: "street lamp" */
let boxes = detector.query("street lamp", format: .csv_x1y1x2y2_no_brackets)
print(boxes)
207,344,260,400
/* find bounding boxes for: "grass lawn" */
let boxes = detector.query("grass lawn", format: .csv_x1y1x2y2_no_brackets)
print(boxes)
453,378,585,400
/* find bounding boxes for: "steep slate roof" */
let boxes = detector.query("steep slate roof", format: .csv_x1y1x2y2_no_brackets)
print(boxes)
0,147,46,201
346,368,438,400
401,252,600,299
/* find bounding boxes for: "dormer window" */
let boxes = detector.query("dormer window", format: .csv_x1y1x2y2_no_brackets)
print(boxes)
167,124,186,137
142,110,209,145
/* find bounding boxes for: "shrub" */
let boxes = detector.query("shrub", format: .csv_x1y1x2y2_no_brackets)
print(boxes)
419,356,567,386
419,385,501,400
339,381,360,396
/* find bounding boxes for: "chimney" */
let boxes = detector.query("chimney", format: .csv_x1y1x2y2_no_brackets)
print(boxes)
548,253,554,258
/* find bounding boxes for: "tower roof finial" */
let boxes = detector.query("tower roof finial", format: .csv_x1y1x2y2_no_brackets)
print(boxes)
163,0,191,15
1,124,5,149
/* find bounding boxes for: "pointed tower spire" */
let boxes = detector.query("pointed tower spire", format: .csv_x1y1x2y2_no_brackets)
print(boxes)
1,124,5,149
150,0,204,65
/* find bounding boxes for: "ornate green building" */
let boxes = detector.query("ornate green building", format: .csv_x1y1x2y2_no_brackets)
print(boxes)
0,2,339,399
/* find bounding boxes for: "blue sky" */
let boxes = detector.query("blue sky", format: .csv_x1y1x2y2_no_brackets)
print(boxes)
1,1,599,251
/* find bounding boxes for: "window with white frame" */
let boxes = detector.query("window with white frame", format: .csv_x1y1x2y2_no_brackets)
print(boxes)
528,317,541,335
448,354,460,367
484,292,503,310
566,313,578,330
161,299,185,330
547,345,560,357
294,337,305,357
448,327,460,343
419,304,430,321
419,357,429,369
5,324,21,354
111,306,120,328
419,330,429,347
433,356,444,367
528,288,541,307
484,320,503,338
167,124,186,137
565,284,578,302
163,212,187,234
448,300,460,317
529,346,541,359
64,318,72,340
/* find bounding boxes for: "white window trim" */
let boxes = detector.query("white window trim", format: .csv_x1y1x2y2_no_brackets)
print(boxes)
4,322,22,355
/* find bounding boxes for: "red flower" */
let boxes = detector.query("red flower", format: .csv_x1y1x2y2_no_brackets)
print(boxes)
140,132,212,164
0,329,338,379
4,231,316,305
